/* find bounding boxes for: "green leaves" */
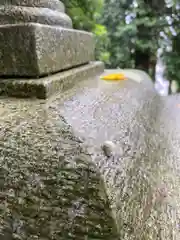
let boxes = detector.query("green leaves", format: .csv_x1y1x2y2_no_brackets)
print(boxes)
93,24,107,36
62,0,103,31
62,0,110,64
62,0,180,91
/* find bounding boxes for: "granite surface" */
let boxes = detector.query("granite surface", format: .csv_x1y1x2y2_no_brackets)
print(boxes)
0,0,65,12
1,69,180,239
0,62,104,99
0,23,95,77
0,6,72,27
0,98,118,240
58,69,180,239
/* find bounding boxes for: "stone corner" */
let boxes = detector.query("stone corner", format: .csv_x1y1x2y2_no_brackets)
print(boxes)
0,61,104,99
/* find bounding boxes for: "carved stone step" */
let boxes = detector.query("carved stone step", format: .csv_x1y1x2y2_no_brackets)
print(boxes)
0,0,65,12
0,6,72,27
0,23,95,77
0,61,104,99
0,0,104,84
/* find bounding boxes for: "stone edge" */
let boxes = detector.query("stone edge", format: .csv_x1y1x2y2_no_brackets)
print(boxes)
1,0,64,12
0,7,73,28
0,61,104,99
34,23,95,75
0,23,95,77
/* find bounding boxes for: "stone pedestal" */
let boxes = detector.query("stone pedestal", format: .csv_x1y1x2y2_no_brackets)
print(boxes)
0,0,104,98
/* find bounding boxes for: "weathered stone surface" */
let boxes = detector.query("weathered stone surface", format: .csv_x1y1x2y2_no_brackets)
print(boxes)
1,69,180,239
0,23,95,77
0,0,65,12
0,61,104,99
0,0,100,79
0,6,72,27
59,69,180,239
0,98,118,239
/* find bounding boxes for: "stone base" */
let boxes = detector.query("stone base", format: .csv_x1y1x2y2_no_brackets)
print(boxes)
2,0,65,12
0,61,104,99
0,23,95,77
0,6,73,28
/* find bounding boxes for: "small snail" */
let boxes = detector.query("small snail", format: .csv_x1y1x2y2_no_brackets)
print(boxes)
101,140,116,157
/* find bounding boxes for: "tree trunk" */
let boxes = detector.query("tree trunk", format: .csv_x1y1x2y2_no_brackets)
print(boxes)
134,48,151,74
168,80,172,95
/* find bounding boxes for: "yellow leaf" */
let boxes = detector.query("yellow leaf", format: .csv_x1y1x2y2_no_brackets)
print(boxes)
101,73,127,81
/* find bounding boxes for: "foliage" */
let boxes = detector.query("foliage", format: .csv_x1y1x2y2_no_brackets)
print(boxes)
62,0,110,64
93,24,110,64
161,1,180,93
62,0,102,31
100,0,169,77
100,0,135,68
62,0,180,92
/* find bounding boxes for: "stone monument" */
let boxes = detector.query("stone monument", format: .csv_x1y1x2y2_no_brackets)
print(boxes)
0,0,104,98
0,1,180,240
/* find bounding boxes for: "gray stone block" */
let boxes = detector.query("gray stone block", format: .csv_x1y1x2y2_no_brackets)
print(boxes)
0,100,119,239
1,69,180,239
0,61,104,99
58,69,180,238
0,0,65,12
0,6,72,27
0,23,95,77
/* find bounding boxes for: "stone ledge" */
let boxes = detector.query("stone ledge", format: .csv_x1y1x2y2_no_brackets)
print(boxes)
0,61,104,99
0,6,72,27
1,0,64,12
0,23,95,77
